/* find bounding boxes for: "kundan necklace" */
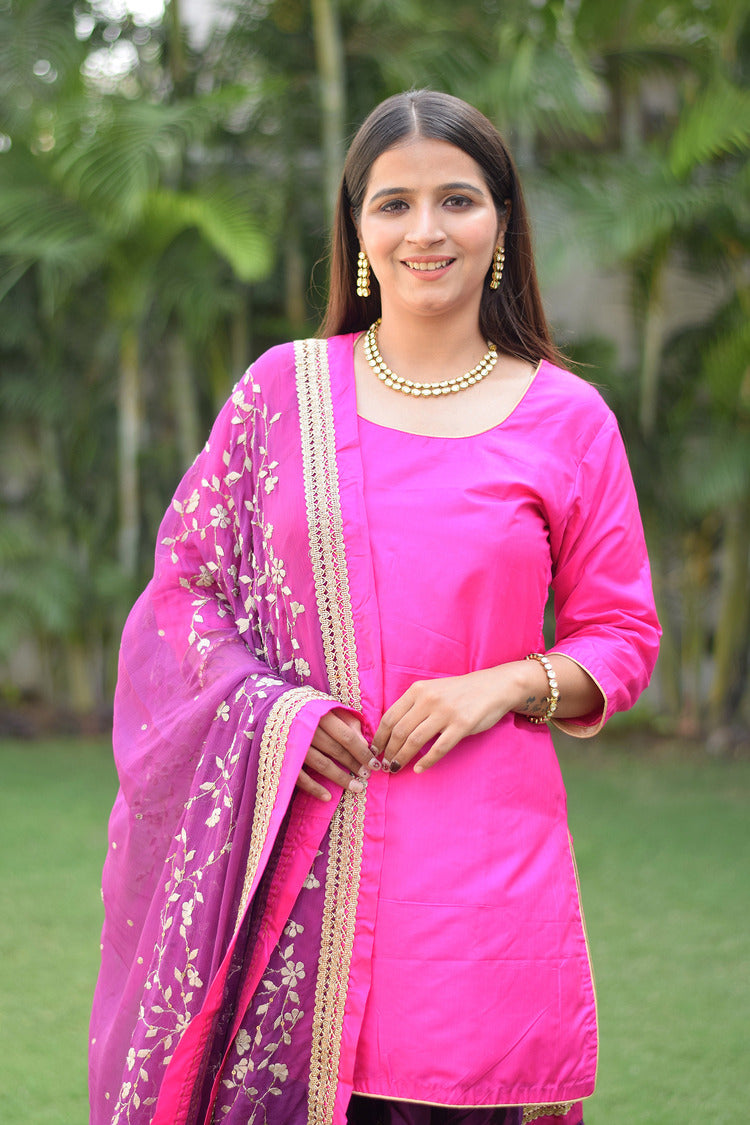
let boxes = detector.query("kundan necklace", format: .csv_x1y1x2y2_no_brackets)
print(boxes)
364,319,498,397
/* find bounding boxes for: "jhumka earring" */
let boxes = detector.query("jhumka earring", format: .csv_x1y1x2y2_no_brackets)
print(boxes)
356,250,371,298
490,244,505,289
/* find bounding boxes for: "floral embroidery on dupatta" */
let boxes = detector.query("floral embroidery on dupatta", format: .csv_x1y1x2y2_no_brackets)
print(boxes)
110,679,284,1122
162,376,310,684
211,848,328,1122
109,340,367,1124
107,364,331,1122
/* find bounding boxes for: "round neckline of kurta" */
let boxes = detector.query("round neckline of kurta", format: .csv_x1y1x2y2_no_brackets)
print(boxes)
351,337,544,439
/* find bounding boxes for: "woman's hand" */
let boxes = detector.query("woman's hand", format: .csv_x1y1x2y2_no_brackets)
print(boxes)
372,656,603,774
372,666,522,775
296,708,380,802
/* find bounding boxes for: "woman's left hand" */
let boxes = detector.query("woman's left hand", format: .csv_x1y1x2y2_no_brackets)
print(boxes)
371,666,521,774
372,656,603,774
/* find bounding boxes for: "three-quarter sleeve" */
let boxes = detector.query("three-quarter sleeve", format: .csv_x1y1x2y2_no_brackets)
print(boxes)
547,411,660,736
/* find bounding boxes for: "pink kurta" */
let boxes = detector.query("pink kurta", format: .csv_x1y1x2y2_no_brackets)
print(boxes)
337,348,659,1108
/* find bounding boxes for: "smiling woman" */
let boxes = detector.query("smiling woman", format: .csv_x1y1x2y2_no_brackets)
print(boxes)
90,91,660,1125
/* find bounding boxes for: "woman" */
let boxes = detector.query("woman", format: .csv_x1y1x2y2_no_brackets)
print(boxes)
90,91,660,1125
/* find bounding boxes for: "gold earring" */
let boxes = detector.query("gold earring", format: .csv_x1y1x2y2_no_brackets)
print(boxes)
356,250,371,298
490,245,505,290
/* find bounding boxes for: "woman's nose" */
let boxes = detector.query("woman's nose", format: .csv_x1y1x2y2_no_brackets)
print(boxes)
405,204,445,245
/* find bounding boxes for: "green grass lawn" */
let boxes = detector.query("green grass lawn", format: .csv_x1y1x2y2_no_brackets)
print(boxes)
559,735,750,1122
1,736,748,1123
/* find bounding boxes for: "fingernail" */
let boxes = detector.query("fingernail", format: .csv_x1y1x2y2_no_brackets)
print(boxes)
387,761,401,774
357,766,370,779
348,778,365,793
368,757,382,771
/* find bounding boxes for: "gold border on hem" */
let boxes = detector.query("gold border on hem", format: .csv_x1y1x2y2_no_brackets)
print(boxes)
522,1103,575,1123
352,1091,578,1119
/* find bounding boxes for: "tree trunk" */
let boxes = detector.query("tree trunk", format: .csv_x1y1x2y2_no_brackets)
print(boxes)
646,529,682,720
167,0,187,88
638,253,667,438
311,0,346,223
680,525,713,735
169,332,201,468
118,325,140,579
708,497,750,725
284,217,308,333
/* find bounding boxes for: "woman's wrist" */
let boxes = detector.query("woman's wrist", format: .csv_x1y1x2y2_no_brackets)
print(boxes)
504,657,557,722
523,653,560,723
506,652,603,724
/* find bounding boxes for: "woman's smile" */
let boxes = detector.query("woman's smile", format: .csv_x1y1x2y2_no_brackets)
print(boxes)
402,256,456,275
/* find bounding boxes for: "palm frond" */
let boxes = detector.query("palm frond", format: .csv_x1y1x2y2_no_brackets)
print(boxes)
0,185,104,268
0,260,32,304
679,431,750,516
148,235,242,343
142,186,274,283
0,0,85,133
0,516,81,647
0,175,107,312
549,155,725,262
53,97,219,228
701,315,750,417
670,80,750,177
478,41,606,141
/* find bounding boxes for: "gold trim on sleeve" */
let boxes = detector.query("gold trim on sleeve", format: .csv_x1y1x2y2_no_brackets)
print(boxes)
548,651,608,738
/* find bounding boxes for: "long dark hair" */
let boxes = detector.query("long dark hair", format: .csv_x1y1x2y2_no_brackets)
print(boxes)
320,90,564,367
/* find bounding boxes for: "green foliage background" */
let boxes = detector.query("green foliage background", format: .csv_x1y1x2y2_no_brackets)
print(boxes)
0,0,748,737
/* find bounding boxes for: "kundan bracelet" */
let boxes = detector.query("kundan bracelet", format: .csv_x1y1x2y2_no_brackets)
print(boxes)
525,652,560,724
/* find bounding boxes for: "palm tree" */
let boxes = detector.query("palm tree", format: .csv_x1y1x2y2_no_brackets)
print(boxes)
0,3,278,709
542,21,750,731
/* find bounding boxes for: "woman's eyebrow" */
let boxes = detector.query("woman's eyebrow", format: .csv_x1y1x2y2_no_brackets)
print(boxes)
368,181,487,203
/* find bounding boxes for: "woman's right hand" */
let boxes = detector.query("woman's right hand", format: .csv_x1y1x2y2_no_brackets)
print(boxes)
295,708,379,801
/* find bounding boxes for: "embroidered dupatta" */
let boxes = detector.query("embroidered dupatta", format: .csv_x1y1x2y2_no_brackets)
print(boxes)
90,339,371,1125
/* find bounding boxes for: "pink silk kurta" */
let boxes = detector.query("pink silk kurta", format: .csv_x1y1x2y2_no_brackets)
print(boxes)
334,336,659,1111
351,411,610,1106
90,333,659,1125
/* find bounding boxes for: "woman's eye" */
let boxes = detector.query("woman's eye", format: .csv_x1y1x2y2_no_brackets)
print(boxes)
380,199,407,213
445,195,472,208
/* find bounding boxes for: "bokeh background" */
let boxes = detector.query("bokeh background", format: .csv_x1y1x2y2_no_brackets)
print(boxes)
0,1,748,1122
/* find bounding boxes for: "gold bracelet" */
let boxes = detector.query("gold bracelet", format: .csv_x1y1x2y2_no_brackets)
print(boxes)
525,653,560,724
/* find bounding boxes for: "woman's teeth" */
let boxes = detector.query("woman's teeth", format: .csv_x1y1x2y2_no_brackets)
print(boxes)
405,260,452,271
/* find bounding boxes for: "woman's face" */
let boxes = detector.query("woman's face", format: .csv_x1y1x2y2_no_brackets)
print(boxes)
356,136,504,323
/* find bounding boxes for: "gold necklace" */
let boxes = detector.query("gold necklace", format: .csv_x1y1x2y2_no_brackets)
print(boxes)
364,319,498,397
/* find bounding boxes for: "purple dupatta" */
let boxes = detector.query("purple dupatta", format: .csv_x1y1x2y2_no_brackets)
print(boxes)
90,339,368,1125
